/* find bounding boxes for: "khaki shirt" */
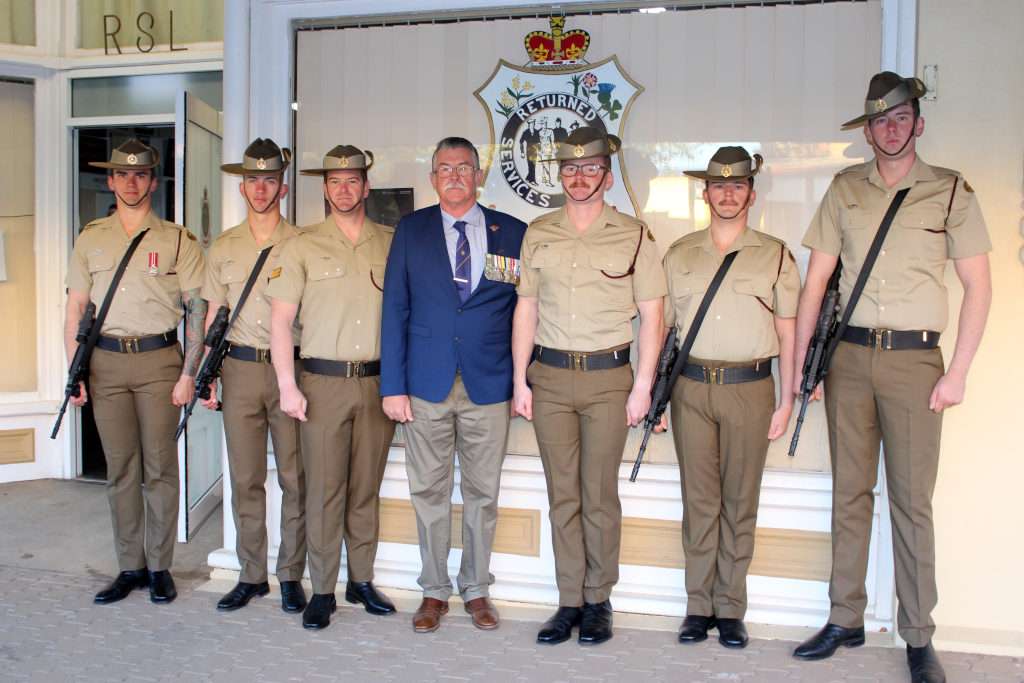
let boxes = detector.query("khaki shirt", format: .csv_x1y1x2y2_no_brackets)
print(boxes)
664,228,800,361
201,218,300,349
518,204,667,351
265,217,392,361
67,211,205,337
803,157,990,332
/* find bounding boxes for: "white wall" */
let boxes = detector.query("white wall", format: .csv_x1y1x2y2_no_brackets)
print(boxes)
916,0,1024,657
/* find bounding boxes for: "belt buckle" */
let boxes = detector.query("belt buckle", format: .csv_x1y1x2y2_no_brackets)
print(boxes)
701,366,725,385
872,328,893,350
349,361,364,378
569,352,587,371
120,337,141,353
257,348,271,363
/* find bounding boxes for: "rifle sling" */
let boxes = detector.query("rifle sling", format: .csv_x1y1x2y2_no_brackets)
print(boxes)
664,250,739,394
81,227,151,358
223,246,273,340
824,187,910,366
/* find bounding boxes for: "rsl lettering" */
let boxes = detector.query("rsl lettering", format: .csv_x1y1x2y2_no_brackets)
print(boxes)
101,11,190,55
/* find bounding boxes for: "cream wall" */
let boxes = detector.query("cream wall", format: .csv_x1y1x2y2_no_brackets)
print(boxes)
917,0,1024,656
0,79,36,393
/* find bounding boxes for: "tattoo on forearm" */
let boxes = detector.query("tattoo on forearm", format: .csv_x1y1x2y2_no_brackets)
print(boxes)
183,288,208,376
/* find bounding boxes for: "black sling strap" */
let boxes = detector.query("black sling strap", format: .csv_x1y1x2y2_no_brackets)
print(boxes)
85,227,150,347
824,187,910,365
224,246,273,335
664,249,739,391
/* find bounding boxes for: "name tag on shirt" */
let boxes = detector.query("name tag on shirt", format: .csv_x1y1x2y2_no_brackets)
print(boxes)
484,253,520,286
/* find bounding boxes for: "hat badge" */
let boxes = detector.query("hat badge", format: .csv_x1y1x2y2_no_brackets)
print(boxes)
720,164,733,178
339,156,350,168
256,157,267,170
126,154,138,165
573,144,585,158
874,98,888,113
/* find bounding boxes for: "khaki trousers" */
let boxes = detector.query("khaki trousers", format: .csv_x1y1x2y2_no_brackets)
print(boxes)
669,359,774,619
824,342,944,647
528,360,632,606
300,371,395,594
221,356,306,583
90,344,182,572
404,376,510,602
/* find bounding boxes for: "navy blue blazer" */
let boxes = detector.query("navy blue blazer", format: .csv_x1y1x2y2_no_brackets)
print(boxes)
380,204,527,405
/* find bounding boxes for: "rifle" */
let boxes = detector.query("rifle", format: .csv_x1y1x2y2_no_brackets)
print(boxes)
50,302,97,439
629,328,678,482
787,265,842,457
174,305,230,441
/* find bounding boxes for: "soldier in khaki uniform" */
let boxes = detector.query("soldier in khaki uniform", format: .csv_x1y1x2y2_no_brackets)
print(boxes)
792,73,992,683
65,139,207,605
663,147,800,649
200,139,307,614
267,145,396,630
512,128,666,646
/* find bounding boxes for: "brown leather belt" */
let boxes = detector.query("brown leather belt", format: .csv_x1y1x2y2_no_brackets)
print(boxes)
842,326,940,351
96,330,176,353
303,357,381,378
532,346,630,371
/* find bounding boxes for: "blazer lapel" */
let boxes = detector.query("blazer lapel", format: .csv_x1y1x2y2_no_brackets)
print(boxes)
428,205,460,302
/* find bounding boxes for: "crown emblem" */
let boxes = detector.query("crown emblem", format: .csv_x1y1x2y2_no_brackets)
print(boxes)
720,164,732,178
126,154,138,165
524,17,590,69
874,97,888,113
256,158,267,170
573,145,585,158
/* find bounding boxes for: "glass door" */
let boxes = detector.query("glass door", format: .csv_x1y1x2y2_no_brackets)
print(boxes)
174,91,224,541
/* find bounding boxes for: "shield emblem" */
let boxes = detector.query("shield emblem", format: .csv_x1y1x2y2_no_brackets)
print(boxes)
474,55,643,222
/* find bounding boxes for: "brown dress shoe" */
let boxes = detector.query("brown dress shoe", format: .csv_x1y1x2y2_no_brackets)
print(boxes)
413,598,449,633
464,597,500,630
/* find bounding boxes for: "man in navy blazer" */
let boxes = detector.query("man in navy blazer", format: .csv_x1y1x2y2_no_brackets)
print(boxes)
381,137,526,634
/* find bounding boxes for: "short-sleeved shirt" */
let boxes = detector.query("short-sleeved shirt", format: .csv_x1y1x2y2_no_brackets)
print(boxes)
66,211,205,337
202,217,300,349
802,157,991,332
663,228,800,361
265,217,393,361
517,203,667,351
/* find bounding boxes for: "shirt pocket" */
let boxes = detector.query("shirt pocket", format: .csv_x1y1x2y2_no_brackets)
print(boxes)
839,207,875,265
307,257,347,282
87,251,115,274
587,251,634,310
732,276,774,313
530,245,563,269
218,260,247,286
670,268,708,321
898,208,948,262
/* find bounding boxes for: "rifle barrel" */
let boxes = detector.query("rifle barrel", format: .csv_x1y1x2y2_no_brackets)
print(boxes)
787,395,811,457
629,428,653,482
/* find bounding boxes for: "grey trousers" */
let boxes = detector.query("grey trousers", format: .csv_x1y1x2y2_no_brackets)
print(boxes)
404,376,510,602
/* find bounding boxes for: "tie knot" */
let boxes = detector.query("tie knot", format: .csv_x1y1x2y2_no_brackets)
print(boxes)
452,220,468,236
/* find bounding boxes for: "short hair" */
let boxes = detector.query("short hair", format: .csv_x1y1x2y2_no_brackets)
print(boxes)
911,98,921,117
432,137,480,170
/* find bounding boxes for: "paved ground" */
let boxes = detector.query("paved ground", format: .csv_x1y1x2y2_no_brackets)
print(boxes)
1,480,1022,682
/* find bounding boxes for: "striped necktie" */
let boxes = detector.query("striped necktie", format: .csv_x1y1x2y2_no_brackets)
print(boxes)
452,220,471,303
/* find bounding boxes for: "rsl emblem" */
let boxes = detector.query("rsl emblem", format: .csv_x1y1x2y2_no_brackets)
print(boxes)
474,16,643,221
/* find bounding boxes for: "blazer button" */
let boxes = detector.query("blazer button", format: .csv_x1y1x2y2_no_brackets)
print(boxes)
457,308,463,314
454,337,461,343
